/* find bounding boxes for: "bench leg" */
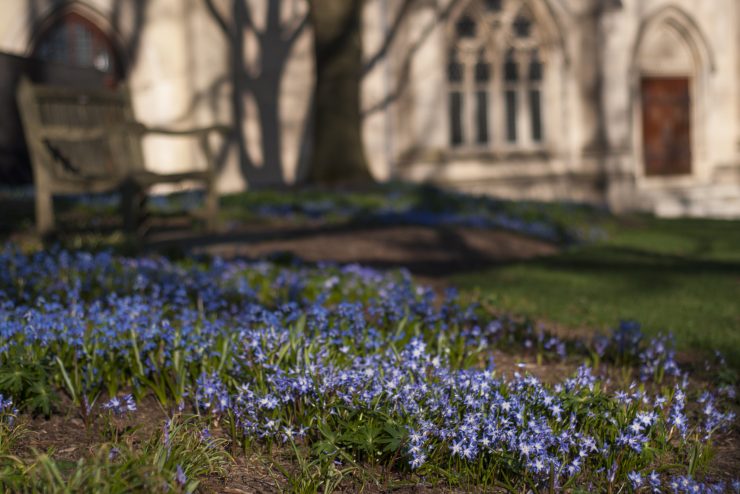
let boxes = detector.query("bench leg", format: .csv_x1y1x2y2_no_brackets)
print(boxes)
35,187,54,236
121,180,144,235
205,179,218,231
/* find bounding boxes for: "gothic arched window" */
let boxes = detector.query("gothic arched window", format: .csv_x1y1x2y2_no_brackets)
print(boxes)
503,49,518,142
474,51,491,144
34,12,121,84
447,0,546,149
448,49,465,146
528,49,544,142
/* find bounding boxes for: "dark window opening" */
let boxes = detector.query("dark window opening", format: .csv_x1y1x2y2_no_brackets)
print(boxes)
485,0,503,12
505,90,517,142
475,58,490,83
447,51,463,83
476,91,489,144
513,14,532,38
456,15,476,38
528,51,543,81
529,89,542,142
504,51,518,82
450,91,464,146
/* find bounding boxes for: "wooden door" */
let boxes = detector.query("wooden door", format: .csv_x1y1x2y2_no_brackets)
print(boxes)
641,77,692,176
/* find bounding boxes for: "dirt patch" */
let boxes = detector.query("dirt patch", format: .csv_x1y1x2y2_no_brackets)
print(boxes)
19,394,170,462
146,223,557,281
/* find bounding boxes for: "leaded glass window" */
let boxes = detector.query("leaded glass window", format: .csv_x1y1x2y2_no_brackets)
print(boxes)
446,1,547,150
528,50,544,142
450,91,464,146
34,12,120,81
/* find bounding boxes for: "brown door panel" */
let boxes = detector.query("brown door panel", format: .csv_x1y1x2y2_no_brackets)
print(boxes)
641,77,692,176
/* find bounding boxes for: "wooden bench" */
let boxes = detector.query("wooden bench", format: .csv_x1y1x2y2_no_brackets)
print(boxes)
16,76,228,235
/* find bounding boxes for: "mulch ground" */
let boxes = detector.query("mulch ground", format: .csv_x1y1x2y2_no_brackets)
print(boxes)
145,221,557,284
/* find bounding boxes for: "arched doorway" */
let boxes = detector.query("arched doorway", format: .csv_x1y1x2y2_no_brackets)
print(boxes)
32,10,123,87
632,7,714,179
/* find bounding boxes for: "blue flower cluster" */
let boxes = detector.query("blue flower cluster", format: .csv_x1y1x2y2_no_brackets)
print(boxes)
0,394,16,428
252,202,565,243
241,187,576,243
0,246,736,492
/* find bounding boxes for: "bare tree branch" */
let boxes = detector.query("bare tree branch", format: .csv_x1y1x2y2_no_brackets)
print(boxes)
362,0,415,76
361,57,410,116
362,0,456,117
233,0,255,34
204,0,230,35
362,0,461,76
286,14,309,46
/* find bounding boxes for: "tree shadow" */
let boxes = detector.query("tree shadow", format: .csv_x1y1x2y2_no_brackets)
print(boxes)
202,0,463,186
204,0,309,186
361,0,462,119
512,244,740,297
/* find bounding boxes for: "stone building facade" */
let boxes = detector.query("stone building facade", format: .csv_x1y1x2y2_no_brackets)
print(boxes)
1,0,739,217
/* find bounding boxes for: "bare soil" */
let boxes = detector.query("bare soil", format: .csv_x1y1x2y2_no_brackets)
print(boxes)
145,222,557,284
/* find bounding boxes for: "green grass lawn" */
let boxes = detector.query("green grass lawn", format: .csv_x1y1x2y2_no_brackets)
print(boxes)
453,215,740,366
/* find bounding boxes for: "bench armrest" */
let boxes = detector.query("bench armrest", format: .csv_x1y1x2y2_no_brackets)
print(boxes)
38,124,230,141
130,123,230,177
39,126,108,141
135,124,231,137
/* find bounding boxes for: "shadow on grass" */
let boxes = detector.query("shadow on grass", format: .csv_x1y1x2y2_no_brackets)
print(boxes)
539,245,740,278
455,244,740,367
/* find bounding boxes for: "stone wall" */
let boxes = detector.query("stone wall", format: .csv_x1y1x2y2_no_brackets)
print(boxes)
386,0,740,216
600,0,740,215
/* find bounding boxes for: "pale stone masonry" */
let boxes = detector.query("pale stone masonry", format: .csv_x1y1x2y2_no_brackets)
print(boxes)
1,0,739,217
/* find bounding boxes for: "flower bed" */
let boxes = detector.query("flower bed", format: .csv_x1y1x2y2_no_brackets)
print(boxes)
0,246,737,492
220,184,609,244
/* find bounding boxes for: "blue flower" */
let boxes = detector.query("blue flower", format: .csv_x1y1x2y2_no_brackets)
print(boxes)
175,464,187,486
102,394,136,416
628,471,643,489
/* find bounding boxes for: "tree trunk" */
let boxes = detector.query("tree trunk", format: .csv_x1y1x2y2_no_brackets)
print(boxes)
308,0,373,184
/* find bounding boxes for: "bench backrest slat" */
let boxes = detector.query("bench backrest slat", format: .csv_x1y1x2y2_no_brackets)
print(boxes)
17,78,146,186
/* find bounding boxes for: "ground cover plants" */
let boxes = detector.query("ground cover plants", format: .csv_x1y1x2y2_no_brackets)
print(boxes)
219,183,605,244
1,183,593,244
0,246,738,492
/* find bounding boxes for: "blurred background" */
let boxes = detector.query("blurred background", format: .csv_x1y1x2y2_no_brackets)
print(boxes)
1,0,739,212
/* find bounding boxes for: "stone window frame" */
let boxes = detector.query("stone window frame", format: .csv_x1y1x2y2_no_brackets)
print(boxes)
445,0,547,154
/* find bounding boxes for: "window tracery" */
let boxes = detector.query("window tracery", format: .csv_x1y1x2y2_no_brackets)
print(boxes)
34,12,120,81
447,0,546,150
